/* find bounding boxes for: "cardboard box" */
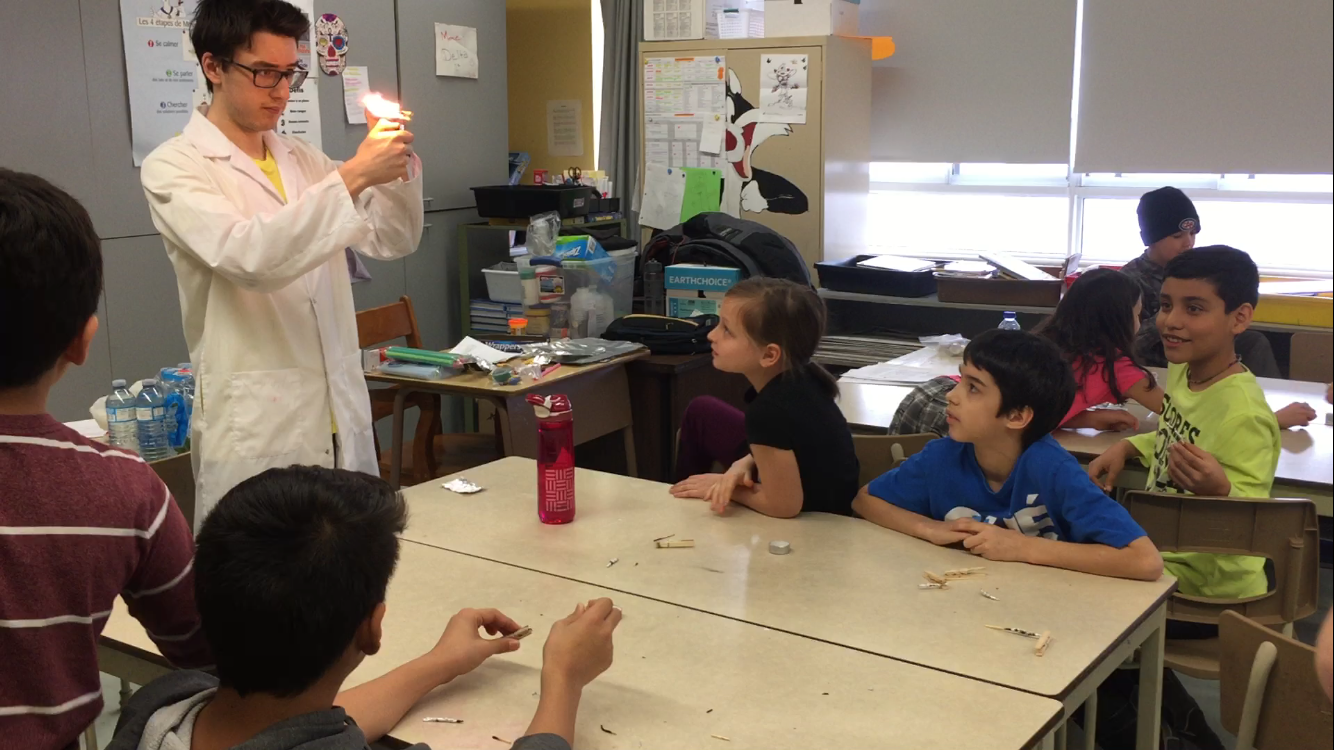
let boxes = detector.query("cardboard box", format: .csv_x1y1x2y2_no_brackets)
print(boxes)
665,264,742,293
668,289,725,318
764,0,859,38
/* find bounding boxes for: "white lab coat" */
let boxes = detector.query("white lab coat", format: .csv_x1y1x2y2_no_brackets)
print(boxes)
141,108,424,525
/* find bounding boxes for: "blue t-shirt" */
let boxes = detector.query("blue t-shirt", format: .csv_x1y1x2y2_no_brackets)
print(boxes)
866,435,1146,549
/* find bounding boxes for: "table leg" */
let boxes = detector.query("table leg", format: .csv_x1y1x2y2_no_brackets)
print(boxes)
1037,730,1057,750
496,397,516,456
622,426,639,478
1054,721,1067,750
390,387,409,490
1135,610,1166,750
1081,690,1098,750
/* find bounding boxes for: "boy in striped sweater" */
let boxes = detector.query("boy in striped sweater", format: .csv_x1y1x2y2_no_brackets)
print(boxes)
0,168,211,750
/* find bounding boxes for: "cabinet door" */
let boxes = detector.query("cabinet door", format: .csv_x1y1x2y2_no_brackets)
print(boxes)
641,44,825,266
396,0,509,210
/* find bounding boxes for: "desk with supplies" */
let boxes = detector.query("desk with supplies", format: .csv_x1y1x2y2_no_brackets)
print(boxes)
367,350,648,488
100,540,1065,750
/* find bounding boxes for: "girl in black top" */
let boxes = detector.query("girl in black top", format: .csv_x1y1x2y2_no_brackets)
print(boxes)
670,278,860,517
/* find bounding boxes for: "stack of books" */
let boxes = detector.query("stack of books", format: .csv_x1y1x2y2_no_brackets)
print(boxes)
470,299,525,334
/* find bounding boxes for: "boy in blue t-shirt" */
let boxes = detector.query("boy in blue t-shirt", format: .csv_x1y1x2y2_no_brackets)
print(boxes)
852,330,1163,581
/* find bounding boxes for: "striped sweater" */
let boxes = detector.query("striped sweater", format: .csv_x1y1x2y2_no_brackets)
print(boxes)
0,413,212,750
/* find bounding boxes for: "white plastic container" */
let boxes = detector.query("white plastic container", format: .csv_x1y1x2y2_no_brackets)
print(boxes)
764,0,858,37
482,262,524,304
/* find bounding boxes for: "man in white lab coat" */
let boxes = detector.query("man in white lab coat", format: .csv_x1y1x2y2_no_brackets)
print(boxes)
141,0,424,523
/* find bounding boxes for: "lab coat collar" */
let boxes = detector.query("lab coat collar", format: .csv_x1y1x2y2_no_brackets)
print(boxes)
183,105,296,205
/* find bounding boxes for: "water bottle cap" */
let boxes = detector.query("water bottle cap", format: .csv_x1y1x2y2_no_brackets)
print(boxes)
112,379,127,387
1004,311,1016,317
526,394,572,419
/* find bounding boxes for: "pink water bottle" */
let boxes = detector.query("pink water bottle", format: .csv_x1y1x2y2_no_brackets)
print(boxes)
527,394,575,524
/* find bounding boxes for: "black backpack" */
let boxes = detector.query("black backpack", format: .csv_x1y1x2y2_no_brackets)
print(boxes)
643,213,812,286
602,314,718,355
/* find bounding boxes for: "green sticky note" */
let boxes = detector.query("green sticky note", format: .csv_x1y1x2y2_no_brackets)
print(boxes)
679,167,722,222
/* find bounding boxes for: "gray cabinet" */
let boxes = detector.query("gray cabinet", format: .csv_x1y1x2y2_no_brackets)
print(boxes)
396,0,509,209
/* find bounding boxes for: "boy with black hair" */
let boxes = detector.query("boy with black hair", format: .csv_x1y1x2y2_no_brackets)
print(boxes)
109,466,618,750
1091,246,1281,601
853,330,1163,581
0,169,209,750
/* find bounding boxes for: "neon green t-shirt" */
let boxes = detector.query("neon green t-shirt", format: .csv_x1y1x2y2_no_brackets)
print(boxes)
1126,363,1280,598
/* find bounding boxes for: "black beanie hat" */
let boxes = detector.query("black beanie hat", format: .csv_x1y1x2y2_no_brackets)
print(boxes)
1137,187,1200,246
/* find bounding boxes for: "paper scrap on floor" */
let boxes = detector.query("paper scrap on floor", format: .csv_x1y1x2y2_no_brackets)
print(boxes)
450,337,523,364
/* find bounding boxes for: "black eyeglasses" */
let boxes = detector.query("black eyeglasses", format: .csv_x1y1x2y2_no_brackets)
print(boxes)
222,59,309,90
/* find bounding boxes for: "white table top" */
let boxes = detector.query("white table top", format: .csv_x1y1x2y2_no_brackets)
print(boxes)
839,375,1334,491
402,458,1175,700
101,541,1061,750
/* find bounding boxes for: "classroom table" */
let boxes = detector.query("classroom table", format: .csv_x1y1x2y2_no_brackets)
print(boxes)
98,541,1064,750
837,375,1334,515
366,350,648,488
399,458,1176,750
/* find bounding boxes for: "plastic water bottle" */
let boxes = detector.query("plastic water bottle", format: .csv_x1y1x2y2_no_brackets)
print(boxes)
643,259,666,316
527,394,575,524
998,311,1021,331
158,368,193,450
135,379,175,461
106,379,139,453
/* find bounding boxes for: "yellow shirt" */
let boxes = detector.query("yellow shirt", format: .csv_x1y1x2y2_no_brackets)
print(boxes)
253,151,337,435
1126,363,1281,598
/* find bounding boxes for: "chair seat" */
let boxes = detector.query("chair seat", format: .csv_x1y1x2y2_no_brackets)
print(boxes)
1164,636,1221,680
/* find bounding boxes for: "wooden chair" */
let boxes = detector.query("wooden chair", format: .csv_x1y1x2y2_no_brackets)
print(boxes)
1218,610,1333,750
1123,491,1321,680
852,433,936,486
1287,331,1333,383
356,296,443,485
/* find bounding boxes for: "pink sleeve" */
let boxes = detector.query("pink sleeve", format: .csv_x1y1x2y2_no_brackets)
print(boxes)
1111,356,1149,395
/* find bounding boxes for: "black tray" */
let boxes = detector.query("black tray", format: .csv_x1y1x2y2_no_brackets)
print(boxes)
816,255,937,297
471,185,597,219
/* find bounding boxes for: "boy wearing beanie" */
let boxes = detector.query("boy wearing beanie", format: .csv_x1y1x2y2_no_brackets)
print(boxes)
1120,187,1282,378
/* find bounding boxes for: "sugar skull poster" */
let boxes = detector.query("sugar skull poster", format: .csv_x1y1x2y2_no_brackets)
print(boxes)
316,13,349,75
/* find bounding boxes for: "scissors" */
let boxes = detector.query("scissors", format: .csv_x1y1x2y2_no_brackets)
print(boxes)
563,166,582,185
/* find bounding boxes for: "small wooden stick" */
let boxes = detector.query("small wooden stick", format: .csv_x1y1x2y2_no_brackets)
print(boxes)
943,567,986,579
711,735,731,742
923,571,947,585
656,539,695,548
986,624,1042,639
1034,631,1053,656
652,534,676,543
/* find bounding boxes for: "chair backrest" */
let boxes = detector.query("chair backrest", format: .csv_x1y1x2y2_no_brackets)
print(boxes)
1123,491,1319,625
1218,610,1333,750
356,295,423,350
852,433,936,486
1287,331,1333,383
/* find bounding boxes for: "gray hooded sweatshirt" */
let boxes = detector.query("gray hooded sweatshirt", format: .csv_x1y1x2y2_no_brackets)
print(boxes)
106,671,570,750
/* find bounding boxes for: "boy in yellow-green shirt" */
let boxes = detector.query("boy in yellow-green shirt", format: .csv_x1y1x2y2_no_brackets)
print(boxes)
1090,245,1280,606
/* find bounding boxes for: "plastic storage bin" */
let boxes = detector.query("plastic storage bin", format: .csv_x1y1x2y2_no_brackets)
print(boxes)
482,262,524,304
607,249,638,317
562,256,631,336
816,255,937,297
